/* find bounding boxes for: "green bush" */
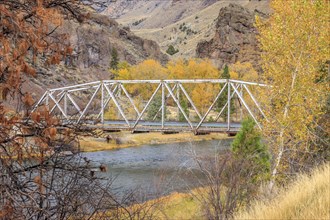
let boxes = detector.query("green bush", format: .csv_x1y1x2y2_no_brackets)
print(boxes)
231,117,271,182
166,45,179,56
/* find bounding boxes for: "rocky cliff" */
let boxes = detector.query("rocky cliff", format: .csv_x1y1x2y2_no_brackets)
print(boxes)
196,3,267,69
23,13,168,103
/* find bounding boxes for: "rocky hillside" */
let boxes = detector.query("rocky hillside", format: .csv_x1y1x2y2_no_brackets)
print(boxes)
102,0,270,61
196,3,268,69
23,13,168,101
102,0,217,29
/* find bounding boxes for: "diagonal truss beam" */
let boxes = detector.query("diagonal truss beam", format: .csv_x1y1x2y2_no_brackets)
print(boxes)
164,82,193,129
195,82,228,131
104,84,130,127
243,84,268,121
132,83,162,130
33,79,268,132
231,83,261,129
178,83,202,120
77,85,101,123
97,84,118,119
214,84,241,122
120,83,141,117
48,92,68,119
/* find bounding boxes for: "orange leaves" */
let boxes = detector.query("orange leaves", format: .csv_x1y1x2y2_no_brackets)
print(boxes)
33,175,45,194
32,106,59,126
31,112,41,123
66,46,73,55
44,127,57,140
0,201,13,218
0,1,77,98
23,93,34,108
33,175,42,186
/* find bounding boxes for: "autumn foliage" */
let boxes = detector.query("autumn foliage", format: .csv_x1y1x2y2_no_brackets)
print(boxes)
115,58,229,113
256,0,330,185
0,1,119,219
0,1,88,99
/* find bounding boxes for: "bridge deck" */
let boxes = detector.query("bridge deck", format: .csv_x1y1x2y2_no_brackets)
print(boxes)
78,120,241,134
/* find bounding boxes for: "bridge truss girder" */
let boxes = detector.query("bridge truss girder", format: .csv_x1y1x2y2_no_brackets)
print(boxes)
32,79,268,133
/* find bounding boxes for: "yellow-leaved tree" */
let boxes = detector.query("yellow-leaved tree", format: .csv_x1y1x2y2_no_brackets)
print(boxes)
256,0,329,189
167,59,219,113
229,62,259,82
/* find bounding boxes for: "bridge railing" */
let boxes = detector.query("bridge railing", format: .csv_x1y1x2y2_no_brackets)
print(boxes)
32,79,268,133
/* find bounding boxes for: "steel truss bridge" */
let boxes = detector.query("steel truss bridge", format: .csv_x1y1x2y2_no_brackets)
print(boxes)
32,79,268,134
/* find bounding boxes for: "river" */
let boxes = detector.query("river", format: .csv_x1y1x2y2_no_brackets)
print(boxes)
82,139,232,200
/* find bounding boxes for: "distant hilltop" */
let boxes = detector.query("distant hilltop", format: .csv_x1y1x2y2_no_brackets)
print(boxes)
101,0,270,68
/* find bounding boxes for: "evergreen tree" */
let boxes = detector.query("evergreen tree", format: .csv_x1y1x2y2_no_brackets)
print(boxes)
166,45,179,55
178,94,189,121
147,94,166,121
231,117,271,182
222,65,230,79
110,48,119,70
217,65,234,118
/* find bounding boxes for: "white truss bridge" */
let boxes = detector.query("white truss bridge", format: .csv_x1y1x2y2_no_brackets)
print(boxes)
32,79,268,134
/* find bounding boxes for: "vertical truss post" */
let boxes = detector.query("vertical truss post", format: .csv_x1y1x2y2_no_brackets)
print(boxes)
64,91,68,117
153,84,177,121
227,80,231,130
215,84,240,122
161,82,165,128
46,91,49,111
97,84,118,119
101,81,104,124
231,84,261,129
176,83,180,121
240,85,243,121
196,82,228,131
132,83,162,130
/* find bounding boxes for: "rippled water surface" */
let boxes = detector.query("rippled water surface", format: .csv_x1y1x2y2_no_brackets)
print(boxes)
82,139,232,199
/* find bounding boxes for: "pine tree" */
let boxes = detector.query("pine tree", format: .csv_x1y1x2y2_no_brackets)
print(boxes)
217,65,235,118
147,94,167,121
178,94,189,122
231,117,271,182
110,48,119,70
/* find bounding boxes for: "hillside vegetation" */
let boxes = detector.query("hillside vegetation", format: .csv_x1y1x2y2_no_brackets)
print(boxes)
107,0,270,60
235,163,330,220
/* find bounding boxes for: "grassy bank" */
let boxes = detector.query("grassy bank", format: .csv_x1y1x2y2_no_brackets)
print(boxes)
235,163,330,219
79,131,229,152
133,163,330,220
155,191,202,220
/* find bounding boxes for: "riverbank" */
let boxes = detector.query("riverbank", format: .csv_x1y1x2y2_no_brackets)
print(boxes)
79,131,231,152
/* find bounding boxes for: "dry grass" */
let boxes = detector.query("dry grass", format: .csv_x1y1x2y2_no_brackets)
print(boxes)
79,131,229,152
235,163,330,220
155,191,202,220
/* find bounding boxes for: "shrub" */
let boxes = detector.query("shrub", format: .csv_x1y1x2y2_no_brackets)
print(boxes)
166,45,179,56
231,117,271,182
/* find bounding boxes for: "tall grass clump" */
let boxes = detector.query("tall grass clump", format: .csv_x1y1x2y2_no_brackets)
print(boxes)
235,162,330,220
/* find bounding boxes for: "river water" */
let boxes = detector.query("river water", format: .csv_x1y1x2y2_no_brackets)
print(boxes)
82,139,232,200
